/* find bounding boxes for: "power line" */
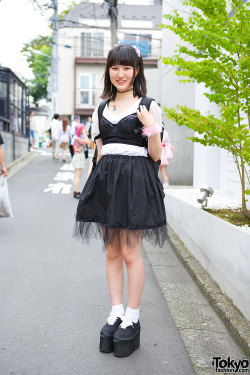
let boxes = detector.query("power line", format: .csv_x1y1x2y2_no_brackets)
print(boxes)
58,19,163,42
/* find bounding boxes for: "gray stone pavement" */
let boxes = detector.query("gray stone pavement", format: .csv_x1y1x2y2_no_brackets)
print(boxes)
0,150,247,375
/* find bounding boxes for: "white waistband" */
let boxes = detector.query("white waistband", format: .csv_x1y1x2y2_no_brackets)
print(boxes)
101,143,147,157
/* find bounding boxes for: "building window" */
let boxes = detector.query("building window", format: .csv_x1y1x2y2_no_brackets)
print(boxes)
79,73,96,107
81,32,104,57
0,67,29,135
0,81,8,119
120,34,152,57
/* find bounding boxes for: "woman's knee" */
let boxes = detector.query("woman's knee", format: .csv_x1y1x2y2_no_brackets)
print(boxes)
106,246,122,261
122,248,140,265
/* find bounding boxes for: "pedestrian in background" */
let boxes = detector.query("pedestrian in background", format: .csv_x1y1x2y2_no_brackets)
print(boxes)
0,132,13,218
85,116,92,139
59,118,71,162
72,124,89,199
50,114,61,161
159,129,174,188
73,44,167,357
0,133,7,176
69,116,79,158
29,111,37,149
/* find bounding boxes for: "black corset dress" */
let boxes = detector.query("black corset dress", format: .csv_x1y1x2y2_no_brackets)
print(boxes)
73,105,168,248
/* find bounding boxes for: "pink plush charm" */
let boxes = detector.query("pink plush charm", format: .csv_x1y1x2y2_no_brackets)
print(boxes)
142,126,161,137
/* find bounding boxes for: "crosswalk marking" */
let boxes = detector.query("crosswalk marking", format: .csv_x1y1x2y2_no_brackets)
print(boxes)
60,163,74,171
54,172,74,182
43,183,72,194
44,162,75,194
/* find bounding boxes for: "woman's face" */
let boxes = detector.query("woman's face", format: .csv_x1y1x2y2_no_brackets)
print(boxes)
109,65,138,92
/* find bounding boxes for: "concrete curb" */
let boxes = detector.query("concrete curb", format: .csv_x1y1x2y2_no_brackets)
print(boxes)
167,224,250,357
7,151,39,180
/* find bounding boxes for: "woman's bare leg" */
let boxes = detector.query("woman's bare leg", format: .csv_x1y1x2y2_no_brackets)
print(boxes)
159,165,169,183
74,168,83,192
62,144,67,161
105,229,124,306
121,231,144,309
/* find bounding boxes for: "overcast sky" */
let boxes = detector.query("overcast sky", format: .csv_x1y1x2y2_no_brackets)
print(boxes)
0,0,75,80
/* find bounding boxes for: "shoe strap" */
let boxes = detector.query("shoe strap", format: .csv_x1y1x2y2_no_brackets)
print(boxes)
107,313,119,325
120,316,134,329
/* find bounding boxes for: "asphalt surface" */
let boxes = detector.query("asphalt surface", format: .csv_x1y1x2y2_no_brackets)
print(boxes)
0,150,196,375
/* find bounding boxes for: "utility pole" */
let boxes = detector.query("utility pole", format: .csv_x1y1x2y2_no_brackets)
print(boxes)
51,0,58,114
106,0,118,47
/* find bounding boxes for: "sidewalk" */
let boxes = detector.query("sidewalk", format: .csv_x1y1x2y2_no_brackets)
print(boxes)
1,150,247,375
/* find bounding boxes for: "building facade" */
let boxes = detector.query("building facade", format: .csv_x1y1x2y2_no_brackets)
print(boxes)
0,67,29,165
57,0,162,121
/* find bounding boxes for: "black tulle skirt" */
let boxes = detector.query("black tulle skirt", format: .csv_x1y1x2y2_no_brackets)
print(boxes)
73,154,168,248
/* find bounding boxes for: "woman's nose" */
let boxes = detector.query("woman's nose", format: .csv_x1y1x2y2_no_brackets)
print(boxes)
117,69,124,78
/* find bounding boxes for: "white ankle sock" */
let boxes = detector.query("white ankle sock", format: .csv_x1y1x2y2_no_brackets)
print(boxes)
111,304,124,317
125,307,139,323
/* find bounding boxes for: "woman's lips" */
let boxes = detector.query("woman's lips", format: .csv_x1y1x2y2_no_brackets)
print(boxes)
117,81,125,85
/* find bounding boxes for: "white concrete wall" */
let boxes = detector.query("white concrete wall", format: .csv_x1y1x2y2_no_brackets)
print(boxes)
58,30,76,115
193,82,243,203
160,0,194,185
219,150,243,202
1,131,29,166
165,192,250,321
145,67,161,103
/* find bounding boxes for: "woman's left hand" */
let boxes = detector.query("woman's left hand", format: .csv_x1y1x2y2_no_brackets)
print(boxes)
137,105,155,128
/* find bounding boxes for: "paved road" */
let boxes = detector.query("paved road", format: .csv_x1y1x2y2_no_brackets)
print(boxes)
0,150,195,375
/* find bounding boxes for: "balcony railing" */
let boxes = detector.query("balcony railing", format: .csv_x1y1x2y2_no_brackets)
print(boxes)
74,36,160,59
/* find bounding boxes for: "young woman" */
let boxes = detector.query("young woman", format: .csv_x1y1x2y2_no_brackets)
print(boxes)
72,124,89,199
59,118,71,162
73,45,167,357
159,129,174,188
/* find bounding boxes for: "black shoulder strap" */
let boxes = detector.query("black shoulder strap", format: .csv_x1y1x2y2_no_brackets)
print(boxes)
98,100,108,123
139,96,154,110
92,101,108,170
91,101,107,171
139,97,164,143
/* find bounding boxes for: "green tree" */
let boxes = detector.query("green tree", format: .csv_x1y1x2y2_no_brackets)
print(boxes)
161,0,250,218
21,36,52,106
22,1,78,105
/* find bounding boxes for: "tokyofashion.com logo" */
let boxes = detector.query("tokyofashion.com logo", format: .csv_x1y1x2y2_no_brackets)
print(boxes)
212,357,249,373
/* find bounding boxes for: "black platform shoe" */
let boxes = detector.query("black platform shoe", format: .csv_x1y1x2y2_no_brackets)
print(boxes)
100,314,122,353
113,316,141,357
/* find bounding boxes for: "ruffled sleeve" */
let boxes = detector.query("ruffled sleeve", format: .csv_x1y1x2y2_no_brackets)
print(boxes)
92,104,100,136
149,100,162,131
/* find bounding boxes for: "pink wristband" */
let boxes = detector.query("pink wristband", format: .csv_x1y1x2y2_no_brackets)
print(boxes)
142,126,161,137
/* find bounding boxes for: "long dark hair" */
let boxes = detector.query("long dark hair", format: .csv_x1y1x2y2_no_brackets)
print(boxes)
101,44,147,100
62,118,68,132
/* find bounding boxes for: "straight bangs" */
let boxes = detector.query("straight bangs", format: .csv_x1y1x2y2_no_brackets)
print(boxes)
109,46,138,69
101,44,147,100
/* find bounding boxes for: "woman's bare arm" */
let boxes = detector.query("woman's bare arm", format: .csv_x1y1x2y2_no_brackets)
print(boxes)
137,105,162,162
87,137,103,178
